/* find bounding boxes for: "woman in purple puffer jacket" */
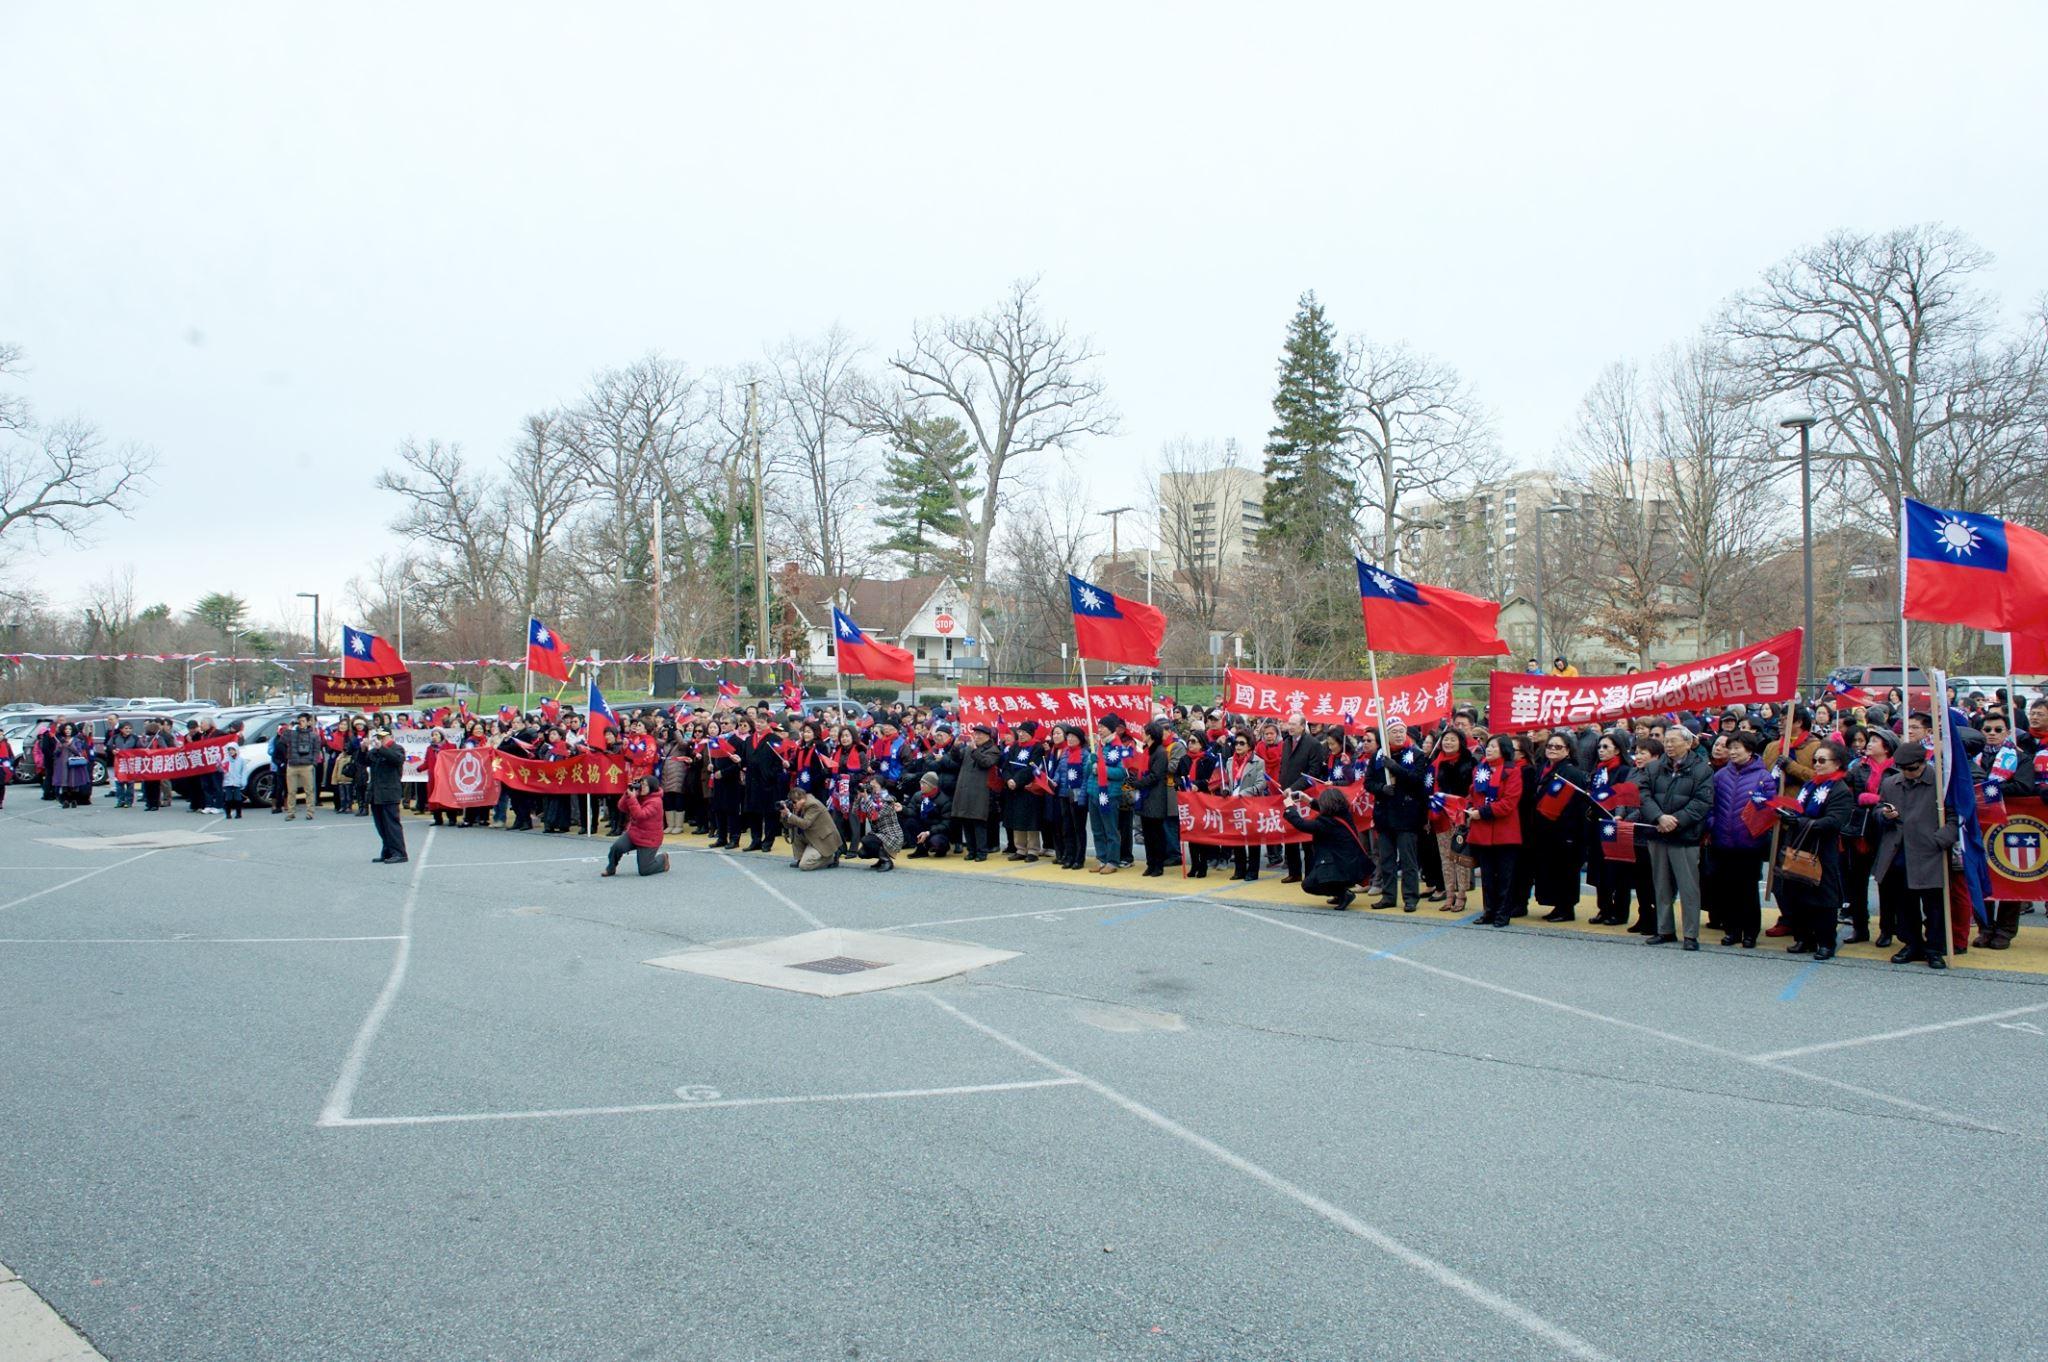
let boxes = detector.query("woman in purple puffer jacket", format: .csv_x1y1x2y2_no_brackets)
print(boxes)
1706,730,1775,948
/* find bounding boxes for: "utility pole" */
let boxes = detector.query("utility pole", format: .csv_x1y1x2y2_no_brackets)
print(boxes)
747,380,769,657
651,507,666,661
1100,505,1137,563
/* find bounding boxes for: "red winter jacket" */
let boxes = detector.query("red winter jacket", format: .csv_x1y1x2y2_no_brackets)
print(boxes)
619,792,665,848
1464,761,1525,847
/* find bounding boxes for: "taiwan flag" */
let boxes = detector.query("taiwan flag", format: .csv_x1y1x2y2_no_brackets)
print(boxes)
1598,818,1636,863
526,616,572,683
1068,573,1167,668
586,678,619,747
1355,560,1508,657
1536,774,1575,820
716,679,743,703
1591,780,1640,810
540,697,560,724
340,625,407,678
1902,500,2048,634
832,608,916,686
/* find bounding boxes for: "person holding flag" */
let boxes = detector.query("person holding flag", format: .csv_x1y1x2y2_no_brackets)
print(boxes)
1771,739,1856,959
1464,735,1525,927
1871,740,1956,968
1527,732,1590,923
1704,731,1774,947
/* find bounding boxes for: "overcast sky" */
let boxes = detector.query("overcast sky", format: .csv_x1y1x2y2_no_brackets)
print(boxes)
5,1,2045,638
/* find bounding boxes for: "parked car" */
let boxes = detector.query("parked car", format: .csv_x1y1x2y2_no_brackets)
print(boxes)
777,697,870,724
1947,674,2014,703
415,682,477,701
1826,664,1933,711
233,709,350,807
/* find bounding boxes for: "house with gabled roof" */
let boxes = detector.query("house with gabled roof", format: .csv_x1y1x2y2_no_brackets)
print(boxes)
787,572,982,683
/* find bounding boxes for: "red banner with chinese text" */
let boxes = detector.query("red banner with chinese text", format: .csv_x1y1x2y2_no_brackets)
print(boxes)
112,732,239,782
1223,665,1455,731
312,672,414,708
1174,792,1313,847
1979,793,2048,903
426,748,504,810
955,684,1152,730
1487,630,1803,733
488,747,631,796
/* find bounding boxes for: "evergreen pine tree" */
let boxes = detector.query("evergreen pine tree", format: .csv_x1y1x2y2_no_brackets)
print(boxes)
876,414,978,576
1260,291,1354,558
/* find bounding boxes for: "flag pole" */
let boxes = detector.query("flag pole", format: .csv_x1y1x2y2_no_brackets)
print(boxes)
521,616,532,718
1898,498,1912,720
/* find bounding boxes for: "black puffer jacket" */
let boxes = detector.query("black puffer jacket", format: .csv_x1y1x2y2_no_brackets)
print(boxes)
1640,748,1713,842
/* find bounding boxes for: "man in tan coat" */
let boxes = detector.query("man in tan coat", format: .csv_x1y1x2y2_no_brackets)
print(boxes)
780,787,843,871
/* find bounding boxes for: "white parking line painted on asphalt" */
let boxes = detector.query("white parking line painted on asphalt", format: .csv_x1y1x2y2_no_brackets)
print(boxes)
924,994,1621,1362
877,883,1246,934
316,827,436,1128
0,935,405,945
0,832,207,916
322,1078,1082,1128
714,850,827,929
1750,1001,2048,1062
1212,902,2011,1135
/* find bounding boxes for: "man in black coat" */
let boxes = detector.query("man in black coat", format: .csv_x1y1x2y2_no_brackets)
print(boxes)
1275,713,1329,885
366,730,409,864
1371,717,1429,911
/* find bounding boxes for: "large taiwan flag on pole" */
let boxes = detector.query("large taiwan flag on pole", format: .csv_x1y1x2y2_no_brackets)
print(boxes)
1068,573,1167,668
340,625,407,678
831,608,916,686
526,616,572,683
586,676,619,747
1902,499,2048,634
1355,559,1508,657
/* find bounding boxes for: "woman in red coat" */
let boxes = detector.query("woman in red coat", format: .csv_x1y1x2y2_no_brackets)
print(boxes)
602,777,671,878
1464,734,1526,928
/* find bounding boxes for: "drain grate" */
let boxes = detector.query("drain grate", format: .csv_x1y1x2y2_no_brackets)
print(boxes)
787,956,888,976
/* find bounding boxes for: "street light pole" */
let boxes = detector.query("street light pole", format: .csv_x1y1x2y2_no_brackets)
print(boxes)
296,592,319,705
1529,503,1572,668
746,381,768,658
1780,414,1817,698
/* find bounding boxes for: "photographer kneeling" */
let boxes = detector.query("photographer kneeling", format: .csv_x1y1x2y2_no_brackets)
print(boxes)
780,787,843,871
601,777,671,878
1281,786,1371,911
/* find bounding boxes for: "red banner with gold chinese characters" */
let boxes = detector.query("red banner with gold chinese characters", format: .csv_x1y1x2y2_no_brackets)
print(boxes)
1223,664,1455,731
1487,630,1803,734
312,672,414,708
488,747,631,796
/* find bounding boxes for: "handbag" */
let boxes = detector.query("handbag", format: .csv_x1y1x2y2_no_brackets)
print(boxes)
1450,824,1476,869
1776,823,1824,886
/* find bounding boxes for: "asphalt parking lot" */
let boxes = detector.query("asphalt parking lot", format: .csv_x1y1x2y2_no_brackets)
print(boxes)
2,801,2044,1362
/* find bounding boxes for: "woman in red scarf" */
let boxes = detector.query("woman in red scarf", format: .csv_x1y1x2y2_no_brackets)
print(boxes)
1841,727,1895,947
1464,734,1525,928
1774,739,1855,959
1427,728,1476,914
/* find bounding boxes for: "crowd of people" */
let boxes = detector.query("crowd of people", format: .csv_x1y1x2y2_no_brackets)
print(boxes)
9,684,2040,970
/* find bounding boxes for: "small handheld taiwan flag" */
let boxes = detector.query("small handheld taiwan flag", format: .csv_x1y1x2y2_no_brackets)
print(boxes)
1599,819,1636,863
1536,774,1575,820
716,679,743,703
1592,780,1640,809
340,625,406,679
586,677,618,747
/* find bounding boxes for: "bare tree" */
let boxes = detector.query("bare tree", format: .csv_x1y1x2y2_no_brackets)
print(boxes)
1722,224,2048,526
1559,363,1679,665
871,278,1117,661
1341,337,1504,555
0,344,155,572
503,410,580,621
769,326,874,579
375,438,509,617
563,354,702,653
1147,437,1247,651
987,474,1098,676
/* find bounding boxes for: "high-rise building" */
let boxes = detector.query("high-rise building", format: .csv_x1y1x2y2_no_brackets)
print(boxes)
1158,466,1268,573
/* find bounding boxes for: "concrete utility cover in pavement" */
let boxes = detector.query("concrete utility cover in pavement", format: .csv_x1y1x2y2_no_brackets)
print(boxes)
38,830,227,851
644,928,1018,997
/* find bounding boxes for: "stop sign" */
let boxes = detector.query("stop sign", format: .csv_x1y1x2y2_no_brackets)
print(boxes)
934,612,955,635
